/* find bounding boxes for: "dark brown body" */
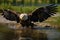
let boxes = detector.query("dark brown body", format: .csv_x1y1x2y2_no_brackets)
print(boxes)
20,19,34,28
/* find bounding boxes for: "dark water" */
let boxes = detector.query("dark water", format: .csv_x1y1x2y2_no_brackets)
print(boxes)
8,24,60,40
0,23,60,40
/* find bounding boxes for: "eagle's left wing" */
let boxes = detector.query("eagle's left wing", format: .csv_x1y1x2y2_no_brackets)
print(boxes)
29,4,57,22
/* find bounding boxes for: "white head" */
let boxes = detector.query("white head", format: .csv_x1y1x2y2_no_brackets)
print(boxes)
19,13,28,20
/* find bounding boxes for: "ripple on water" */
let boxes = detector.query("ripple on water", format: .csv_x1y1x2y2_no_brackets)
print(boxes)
1,23,60,40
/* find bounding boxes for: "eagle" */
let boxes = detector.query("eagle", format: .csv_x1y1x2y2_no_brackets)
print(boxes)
0,4,57,28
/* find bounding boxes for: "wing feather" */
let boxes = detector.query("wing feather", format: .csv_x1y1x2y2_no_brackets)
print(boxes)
1,9,20,23
29,4,57,22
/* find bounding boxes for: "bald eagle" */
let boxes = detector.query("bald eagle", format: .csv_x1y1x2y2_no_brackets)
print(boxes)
0,4,57,28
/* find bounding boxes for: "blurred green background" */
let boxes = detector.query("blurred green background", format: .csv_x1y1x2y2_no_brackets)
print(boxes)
0,0,60,40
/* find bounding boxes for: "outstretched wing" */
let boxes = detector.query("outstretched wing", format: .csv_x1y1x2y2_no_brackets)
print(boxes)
1,9,20,23
29,4,57,22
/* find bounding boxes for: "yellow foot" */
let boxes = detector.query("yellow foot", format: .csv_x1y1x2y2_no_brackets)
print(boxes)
15,23,22,29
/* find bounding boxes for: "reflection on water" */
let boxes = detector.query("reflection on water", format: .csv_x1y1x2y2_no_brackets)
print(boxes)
34,26,60,40
45,29,60,40
0,23,60,40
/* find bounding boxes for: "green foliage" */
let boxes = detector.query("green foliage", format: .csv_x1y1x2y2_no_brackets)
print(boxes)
0,0,59,6
44,16,60,27
57,6,60,13
57,0,60,4
0,4,37,13
49,0,56,4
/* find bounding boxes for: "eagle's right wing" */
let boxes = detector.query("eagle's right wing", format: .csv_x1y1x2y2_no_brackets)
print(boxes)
0,9,20,23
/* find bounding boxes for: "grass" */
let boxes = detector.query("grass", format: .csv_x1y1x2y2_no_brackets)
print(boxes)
0,4,38,13
0,4,60,13
57,5,60,13
42,15,60,28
